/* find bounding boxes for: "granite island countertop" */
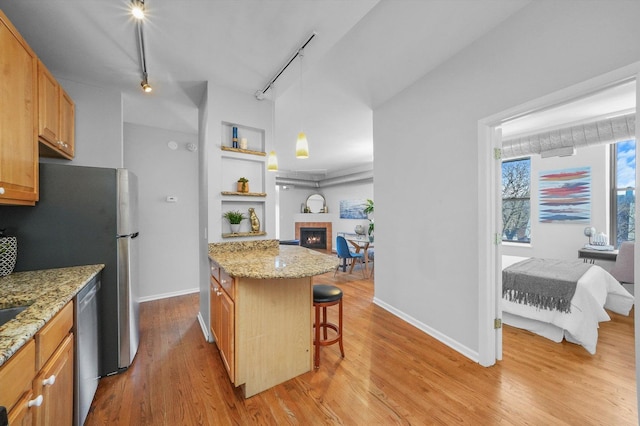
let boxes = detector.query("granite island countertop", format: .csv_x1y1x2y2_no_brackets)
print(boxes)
208,240,338,279
0,264,104,367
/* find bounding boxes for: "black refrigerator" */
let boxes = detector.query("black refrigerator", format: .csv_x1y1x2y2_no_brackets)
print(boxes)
0,163,140,377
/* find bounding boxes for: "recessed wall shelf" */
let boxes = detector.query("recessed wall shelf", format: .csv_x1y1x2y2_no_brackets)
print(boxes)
222,231,267,239
221,146,266,157
221,191,267,197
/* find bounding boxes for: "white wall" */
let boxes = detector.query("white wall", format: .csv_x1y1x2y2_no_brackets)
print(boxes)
123,123,200,301
278,181,373,241
374,1,640,359
40,76,201,302
205,83,275,244
503,144,609,261
199,82,275,334
42,77,123,168
278,186,313,240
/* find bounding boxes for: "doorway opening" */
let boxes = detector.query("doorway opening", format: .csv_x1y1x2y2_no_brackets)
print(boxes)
477,64,639,366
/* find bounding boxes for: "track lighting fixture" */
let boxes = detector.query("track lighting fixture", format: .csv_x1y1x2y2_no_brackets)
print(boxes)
133,0,152,93
254,33,316,160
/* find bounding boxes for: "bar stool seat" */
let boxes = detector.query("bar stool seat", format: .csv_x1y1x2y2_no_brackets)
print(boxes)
313,284,344,368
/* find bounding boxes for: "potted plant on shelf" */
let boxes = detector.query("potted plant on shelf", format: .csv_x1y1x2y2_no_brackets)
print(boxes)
223,210,246,233
237,177,249,193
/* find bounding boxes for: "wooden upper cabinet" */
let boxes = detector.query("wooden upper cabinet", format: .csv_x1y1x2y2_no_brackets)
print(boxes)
0,10,38,206
37,61,59,145
37,60,74,159
58,89,75,158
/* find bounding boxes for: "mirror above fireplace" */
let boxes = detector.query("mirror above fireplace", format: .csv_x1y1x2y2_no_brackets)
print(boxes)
305,193,326,213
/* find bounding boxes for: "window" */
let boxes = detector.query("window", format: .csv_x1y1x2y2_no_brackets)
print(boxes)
502,158,531,243
611,139,636,247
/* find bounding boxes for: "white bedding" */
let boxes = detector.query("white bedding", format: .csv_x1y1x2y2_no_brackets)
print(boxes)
501,256,634,354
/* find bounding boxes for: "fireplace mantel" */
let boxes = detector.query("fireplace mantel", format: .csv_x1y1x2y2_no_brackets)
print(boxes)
295,222,332,252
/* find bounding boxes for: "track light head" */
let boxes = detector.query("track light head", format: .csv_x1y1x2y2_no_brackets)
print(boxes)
132,0,145,20
141,79,152,93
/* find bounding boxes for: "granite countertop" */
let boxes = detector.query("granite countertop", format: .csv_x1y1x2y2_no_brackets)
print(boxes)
0,264,104,367
208,239,338,279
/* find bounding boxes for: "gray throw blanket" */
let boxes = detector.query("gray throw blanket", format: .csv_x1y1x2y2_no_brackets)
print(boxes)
502,258,592,313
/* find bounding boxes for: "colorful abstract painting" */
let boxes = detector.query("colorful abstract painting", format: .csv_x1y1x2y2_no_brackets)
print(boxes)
539,167,591,223
339,199,368,219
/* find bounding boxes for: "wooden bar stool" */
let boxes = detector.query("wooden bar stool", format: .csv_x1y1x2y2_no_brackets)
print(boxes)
313,284,344,368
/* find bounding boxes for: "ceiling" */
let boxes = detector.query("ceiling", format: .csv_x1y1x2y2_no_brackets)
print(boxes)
502,80,637,139
2,0,532,175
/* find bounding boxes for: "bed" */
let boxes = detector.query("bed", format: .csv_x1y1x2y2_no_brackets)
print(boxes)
502,255,634,354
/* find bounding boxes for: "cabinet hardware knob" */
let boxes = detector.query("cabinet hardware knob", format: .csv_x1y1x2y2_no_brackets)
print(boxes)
42,374,56,386
0,187,4,195
28,395,43,407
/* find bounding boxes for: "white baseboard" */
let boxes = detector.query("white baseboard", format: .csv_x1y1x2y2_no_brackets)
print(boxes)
137,287,199,303
372,297,479,363
197,311,212,342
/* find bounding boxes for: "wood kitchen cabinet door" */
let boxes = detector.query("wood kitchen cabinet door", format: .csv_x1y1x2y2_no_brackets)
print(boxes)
33,334,74,426
37,59,74,160
210,281,221,343
219,289,235,381
210,277,235,382
0,10,38,206
37,60,60,146
58,88,75,158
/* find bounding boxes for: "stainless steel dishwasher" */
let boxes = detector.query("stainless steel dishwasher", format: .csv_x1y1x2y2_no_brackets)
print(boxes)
75,274,101,426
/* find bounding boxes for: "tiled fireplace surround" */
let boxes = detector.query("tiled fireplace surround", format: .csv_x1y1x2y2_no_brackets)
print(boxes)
295,222,332,252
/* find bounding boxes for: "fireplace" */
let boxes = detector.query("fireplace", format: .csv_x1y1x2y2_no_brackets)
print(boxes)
300,228,327,249
295,222,332,252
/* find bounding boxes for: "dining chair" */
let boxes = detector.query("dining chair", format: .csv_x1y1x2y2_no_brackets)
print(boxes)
335,236,366,278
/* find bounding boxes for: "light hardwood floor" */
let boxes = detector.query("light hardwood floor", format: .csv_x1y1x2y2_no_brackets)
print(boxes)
85,269,637,425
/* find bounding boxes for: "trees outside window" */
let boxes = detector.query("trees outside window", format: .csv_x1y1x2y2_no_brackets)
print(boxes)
612,139,636,247
502,158,531,243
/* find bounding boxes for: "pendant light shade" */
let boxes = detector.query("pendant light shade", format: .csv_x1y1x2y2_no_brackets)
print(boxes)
296,132,309,158
267,151,279,171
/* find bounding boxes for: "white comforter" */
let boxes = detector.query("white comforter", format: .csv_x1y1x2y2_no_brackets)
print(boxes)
501,256,634,354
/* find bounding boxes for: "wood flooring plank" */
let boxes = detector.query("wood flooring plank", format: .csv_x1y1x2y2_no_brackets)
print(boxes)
85,267,637,425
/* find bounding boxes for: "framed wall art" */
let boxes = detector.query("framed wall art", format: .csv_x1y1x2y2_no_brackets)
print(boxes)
339,199,368,219
539,167,591,223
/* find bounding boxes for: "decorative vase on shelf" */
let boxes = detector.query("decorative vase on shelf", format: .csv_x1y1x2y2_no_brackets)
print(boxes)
230,224,241,233
232,126,238,148
237,177,249,193
249,208,260,232
0,231,17,277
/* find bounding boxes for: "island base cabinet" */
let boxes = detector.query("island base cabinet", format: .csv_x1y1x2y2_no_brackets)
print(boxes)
236,277,313,398
33,333,74,426
210,276,235,382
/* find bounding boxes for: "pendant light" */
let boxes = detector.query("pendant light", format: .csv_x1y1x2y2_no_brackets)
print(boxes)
267,151,279,171
295,49,309,159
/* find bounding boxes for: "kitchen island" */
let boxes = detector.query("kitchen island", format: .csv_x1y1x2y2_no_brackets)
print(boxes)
208,240,338,397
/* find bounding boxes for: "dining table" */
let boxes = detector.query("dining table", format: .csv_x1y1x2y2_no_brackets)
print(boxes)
339,232,374,275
